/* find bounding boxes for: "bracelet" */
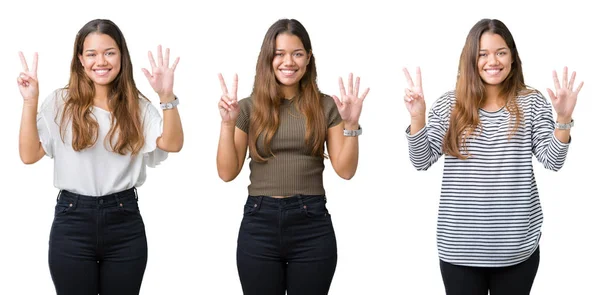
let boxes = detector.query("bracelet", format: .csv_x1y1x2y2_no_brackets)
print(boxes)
343,125,362,137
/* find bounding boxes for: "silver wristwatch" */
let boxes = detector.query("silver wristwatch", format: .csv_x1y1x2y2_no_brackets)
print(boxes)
343,126,362,137
555,119,574,130
160,97,180,110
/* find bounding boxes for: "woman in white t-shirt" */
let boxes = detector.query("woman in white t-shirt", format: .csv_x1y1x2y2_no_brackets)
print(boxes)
17,19,183,295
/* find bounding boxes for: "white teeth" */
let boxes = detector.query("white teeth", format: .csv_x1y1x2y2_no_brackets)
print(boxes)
281,70,295,75
486,69,501,75
94,69,109,75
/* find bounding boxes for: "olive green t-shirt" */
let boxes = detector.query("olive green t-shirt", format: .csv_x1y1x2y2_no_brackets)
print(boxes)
236,95,342,196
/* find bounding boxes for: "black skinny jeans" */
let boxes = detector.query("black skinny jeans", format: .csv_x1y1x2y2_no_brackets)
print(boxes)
237,195,337,295
48,187,147,295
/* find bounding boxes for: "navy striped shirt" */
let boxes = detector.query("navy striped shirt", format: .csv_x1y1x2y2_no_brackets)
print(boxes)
406,90,569,267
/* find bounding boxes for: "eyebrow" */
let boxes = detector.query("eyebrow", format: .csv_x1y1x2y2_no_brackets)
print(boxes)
84,47,117,52
479,47,508,51
275,48,305,52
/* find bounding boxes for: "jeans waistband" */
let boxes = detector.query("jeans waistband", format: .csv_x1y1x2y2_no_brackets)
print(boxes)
57,187,137,208
246,194,326,210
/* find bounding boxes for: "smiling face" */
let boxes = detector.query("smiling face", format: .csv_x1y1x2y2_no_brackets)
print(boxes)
478,32,512,89
78,32,121,89
272,33,311,98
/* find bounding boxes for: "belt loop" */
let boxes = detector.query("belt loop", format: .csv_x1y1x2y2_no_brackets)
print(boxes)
133,187,138,201
56,190,62,201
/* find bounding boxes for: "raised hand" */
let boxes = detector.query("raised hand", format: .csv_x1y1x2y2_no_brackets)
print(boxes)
403,67,426,118
546,66,583,120
17,52,39,105
218,73,240,123
142,45,179,100
332,73,370,128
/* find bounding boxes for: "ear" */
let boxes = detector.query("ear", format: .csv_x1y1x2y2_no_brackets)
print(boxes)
307,50,312,63
78,54,84,67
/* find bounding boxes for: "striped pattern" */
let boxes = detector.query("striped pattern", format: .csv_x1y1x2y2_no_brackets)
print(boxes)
236,95,342,197
407,91,569,267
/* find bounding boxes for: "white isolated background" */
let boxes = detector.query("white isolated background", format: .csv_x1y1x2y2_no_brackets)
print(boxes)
0,0,597,294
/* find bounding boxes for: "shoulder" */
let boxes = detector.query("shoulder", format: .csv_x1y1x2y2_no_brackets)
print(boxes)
319,94,337,108
238,96,253,113
517,88,549,110
40,88,68,114
430,90,455,115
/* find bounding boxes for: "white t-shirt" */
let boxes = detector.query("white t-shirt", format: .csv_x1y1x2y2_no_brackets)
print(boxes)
37,89,168,196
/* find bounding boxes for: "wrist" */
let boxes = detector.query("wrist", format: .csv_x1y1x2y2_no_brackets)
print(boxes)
23,99,39,108
343,122,359,130
556,116,572,124
159,94,176,103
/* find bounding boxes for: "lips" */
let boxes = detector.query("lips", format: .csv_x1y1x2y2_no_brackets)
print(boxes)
93,69,111,77
279,69,297,77
484,68,502,76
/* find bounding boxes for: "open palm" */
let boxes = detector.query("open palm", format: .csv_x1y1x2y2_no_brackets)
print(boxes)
332,73,369,127
546,66,583,119
142,45,179,99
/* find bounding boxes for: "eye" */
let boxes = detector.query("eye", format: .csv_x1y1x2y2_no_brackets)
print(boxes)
497,51,506,56
106,52,115,56
86,53,96,57
479,53,487,57
293,52,304,57
274,53,284,57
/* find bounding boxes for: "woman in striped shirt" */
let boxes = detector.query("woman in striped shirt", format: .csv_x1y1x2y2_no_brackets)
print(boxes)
403,19,583,295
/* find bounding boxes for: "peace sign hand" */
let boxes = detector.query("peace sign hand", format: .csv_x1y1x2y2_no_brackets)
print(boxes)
17,52,39,106
142,45,180,100
546,66,583,120
218,73,240,123
332,73,370,128
403,67,426,118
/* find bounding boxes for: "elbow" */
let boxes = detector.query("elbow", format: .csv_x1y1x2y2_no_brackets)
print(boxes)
218,171,236,182
20,155,38,165
337,170,356,180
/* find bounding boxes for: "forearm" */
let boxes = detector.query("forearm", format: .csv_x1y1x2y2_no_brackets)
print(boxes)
217,122,240,181
19,101,41,163
333,122,359,180
157,94,183,152
160,108,183,152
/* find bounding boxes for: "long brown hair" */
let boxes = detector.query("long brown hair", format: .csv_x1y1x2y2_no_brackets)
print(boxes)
249,19,326,161
443,19,530,159
60,19,147,155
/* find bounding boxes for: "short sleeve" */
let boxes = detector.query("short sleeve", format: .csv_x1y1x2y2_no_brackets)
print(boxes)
236,97,252,133
322,95,342,128
141,100,168,167
37,89,65,158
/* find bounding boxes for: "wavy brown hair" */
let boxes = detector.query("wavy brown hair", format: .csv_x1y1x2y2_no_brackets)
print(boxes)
60,19,147,155
249,19,326,161
444,18,530,159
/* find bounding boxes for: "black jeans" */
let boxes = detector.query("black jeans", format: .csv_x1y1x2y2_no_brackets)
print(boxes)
237,195,337,295
48,187,148,295
440,247,540,295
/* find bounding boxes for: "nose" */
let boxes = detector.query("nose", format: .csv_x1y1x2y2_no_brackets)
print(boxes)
283,54,294,66
488,54,499,65
96,54,108,66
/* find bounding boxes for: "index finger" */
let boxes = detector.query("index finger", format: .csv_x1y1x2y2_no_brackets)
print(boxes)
403,67,414,88
19,51,29,72
218,73,229,95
